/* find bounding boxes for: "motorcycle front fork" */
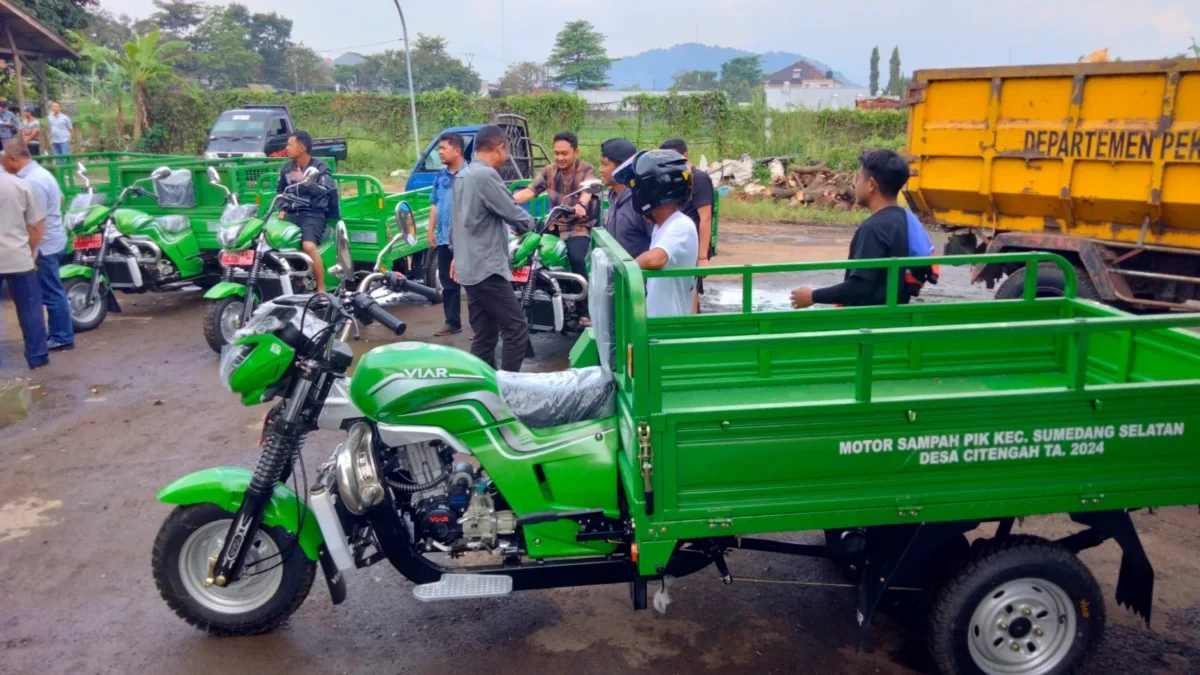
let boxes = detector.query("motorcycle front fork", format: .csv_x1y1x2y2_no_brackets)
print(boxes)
238,250,264,326
86,231,110,304
207,373,315,587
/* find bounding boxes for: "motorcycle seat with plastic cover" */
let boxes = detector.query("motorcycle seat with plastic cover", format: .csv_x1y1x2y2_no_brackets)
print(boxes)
157,215,191,234
496,367,615,429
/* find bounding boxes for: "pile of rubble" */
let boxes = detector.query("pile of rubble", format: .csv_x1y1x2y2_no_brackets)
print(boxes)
705,155,857,210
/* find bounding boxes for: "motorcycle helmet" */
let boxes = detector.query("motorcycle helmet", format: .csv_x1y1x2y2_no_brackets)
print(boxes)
614,149,692,216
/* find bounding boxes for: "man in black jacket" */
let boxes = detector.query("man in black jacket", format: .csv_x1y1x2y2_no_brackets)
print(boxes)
278,130,337,291
791,149,911,309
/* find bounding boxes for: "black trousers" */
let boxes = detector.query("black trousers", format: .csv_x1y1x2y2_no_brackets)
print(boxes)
466,274,529,372
566,235,590,318
436,245,461,329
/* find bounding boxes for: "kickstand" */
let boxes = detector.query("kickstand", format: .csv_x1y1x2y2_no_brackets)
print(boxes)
705,541,733,584
352,319,361,341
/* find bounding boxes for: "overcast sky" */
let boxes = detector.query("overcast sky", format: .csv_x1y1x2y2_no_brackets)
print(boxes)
99,0,1199,84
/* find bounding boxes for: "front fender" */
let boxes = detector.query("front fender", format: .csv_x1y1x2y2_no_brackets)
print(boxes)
157,466,323,561
203,281,249,301
60,263,96,281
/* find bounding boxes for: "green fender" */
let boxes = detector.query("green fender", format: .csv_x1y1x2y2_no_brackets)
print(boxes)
60,263,98,281
203,281,251,301
157,466,323,561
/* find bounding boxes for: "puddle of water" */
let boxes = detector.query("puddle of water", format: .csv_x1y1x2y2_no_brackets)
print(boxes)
0,378,32,427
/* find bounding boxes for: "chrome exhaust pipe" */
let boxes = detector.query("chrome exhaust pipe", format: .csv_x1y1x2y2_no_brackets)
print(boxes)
124,237,162,265
544,271,588,302
276,250,315,277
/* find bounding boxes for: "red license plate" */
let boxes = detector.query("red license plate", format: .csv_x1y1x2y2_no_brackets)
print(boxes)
512,266,531,283
221,250,255,266
73,234,102,250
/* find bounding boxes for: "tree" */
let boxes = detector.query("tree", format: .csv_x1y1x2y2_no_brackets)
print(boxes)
83,9,135,51
547,20,612,89
192,7,261,88
334,64,360,91
108,28,189,141
143,0,204,39
1188,38,1200,58
498,61,548,96
671,69,719,91
284,44,332,92
20,0,96,37
410,34,481,93
359,50,408,92
869,46,880,96
246,9,294,88
886,46,902,96
720,55,762,103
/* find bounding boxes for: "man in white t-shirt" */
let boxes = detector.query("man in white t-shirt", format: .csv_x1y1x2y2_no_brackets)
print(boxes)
615,149,698,317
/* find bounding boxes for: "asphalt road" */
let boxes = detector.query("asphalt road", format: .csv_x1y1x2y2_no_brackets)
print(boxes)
2,221,1198,674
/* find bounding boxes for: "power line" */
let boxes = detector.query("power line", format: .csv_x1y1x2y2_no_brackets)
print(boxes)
313,38,403,54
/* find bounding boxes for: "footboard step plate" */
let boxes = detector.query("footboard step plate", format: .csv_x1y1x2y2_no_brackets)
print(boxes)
413,574,513,602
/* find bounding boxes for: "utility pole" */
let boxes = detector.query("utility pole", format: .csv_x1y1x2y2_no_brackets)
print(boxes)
392,0,421,159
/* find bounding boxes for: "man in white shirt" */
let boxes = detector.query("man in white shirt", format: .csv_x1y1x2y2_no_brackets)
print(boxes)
615,149,698,317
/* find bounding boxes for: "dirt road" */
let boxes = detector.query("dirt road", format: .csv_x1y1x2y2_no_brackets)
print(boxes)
2,220,1198,675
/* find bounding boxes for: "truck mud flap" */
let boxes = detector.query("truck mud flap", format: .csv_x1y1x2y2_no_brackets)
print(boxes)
854,521,978,643
108,292,123,314
1062,510,1153,625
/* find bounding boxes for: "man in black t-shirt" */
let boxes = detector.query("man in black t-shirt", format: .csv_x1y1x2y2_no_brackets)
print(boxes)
791,150,911,309
661,138,714,313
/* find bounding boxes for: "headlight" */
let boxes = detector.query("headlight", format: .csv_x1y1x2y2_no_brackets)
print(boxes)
218,223,244,248
334,422,383,514
66,212,87,231
218,343,253,391
243,152,266,158
205,152,219,159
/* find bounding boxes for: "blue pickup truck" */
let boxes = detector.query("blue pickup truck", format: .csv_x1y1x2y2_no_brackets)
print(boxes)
404,115,549,191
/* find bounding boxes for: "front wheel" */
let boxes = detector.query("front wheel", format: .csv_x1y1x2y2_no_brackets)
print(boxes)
152,503,315,636
928,536,1105,675
64,276,108,332
204,296,246,353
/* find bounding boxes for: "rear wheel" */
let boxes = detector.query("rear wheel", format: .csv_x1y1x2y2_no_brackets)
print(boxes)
152,503,315,636
994,263,1099,301
203,296,245,353
64,276,108,332
928,536,1105,675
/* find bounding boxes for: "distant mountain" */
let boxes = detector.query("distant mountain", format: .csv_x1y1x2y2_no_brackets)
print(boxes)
605,43,857,91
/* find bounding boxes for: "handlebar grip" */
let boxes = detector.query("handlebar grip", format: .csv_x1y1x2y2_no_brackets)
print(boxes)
351,293,406,336
386,272,440,303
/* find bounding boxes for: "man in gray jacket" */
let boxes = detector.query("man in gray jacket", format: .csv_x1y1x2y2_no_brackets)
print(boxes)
450,124,536,371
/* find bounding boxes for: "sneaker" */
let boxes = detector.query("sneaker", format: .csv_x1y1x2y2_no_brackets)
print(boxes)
47,340,75,352
433,324,462,337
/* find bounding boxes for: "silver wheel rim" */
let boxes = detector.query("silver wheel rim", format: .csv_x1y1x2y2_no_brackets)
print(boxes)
967,577,1077,675
67,282,103,324
177,519,284,616
220,301,245,345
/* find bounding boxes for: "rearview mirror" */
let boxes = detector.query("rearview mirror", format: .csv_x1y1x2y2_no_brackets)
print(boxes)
377,202,418,270
76,162,91,189
580,178,604,195
334,221,354,282
301,166,320,186
207,166,221,184
150,166,172,180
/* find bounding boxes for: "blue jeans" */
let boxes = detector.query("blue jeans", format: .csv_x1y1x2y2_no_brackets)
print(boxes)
52,142,71,163
37,251,74,346
0,269,48,368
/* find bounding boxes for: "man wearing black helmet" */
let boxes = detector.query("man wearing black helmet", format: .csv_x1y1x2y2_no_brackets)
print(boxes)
615,149,698,317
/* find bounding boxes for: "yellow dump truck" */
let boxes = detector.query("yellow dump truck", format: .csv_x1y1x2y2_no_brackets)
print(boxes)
905,59,1200,310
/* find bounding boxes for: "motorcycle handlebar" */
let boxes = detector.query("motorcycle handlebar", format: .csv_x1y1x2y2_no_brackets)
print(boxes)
350,293,406,336
386,273,440,302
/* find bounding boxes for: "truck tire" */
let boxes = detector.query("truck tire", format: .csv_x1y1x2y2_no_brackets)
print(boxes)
928,535,1105,675
994,263,1099,301
423,249,444,304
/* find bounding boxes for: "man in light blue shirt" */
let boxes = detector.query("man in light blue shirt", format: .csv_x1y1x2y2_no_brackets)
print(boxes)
426,132,467,336
47,101,72,162
0,99,17,141
3,138,73,350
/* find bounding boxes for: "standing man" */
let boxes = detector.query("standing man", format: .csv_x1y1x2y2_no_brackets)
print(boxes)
616,149,698,318
0,154,48,369
660,139,715,313
426,132,466,336
47,102,73,160
3,139,72,351
598,138,649,259
0,99,17,142
450,124,536,371
18,106,41,156
790,149,912,309
514,131,595,325
277,130,337,292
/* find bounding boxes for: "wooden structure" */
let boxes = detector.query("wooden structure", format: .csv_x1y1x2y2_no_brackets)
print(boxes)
0,0,78,112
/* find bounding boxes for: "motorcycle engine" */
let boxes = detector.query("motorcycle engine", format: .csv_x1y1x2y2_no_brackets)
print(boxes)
388,441,516,552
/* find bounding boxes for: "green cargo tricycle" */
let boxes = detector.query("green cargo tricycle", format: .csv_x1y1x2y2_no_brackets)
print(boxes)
152,226,1200,675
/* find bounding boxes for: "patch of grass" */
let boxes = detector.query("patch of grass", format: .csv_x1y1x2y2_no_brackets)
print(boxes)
721,197,866,227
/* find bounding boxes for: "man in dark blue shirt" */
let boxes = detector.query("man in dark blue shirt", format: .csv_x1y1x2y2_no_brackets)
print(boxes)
598,138,649,258
426,132,467,336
